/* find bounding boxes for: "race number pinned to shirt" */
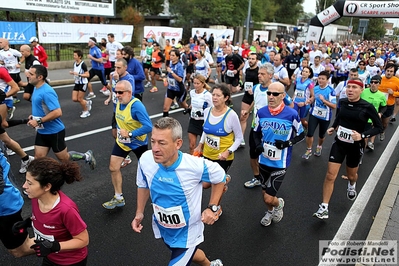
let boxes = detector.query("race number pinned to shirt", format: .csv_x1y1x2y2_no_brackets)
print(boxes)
295,90,305,98
226,70,235,77
117,129,131,143
153,204,186,229
33,225,55,242
312,106,327,119
244,82,253,91
289,63,297,70
205,135,220,150
337,126,354,143
262,143,282,161
168,77,176,87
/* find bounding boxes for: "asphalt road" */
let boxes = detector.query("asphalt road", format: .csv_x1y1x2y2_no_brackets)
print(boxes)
1,80,398,266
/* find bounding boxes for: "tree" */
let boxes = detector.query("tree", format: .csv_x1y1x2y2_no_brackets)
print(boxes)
116,0,164,16
272,0,304,25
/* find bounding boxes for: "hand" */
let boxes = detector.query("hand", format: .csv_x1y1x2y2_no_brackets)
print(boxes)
104,98,110,106
201,208,218,225
327,127,335,135
132,213,144,233
351,130,362,141
255,145,264,155
30,239,60,257
388,88,393,95
275,140,290,150
318,94,325,101
12,218,32,235
218,150,229,161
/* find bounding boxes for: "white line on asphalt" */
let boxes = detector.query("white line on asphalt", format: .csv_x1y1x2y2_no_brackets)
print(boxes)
15,92,244,154
318,125,399,266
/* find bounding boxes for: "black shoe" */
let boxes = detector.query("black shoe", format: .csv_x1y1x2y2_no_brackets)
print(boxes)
390,117,396,123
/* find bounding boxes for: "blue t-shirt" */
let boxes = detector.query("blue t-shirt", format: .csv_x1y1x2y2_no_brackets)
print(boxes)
310,85,336,121
31,83,65,134
90,46,104,70
167,62,185,92
127,58,145,94
0,149,24,216
254,106,304,168
137,150,226,248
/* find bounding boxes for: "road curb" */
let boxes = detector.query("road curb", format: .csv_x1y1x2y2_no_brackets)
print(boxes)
355,162,399,266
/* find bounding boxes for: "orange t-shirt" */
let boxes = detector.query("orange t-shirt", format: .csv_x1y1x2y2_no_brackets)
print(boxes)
378,76,399,105
151,50,163,68
164,45,172,61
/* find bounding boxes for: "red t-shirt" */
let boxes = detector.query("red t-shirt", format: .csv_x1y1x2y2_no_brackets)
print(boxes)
31,191,88,265
33,45,48,68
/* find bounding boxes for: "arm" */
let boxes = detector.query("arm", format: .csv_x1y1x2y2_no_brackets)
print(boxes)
28,108,62,128
6,80,20,97
132,60,145,82
130,102,153,137
132,188,150,233
59,229,89,251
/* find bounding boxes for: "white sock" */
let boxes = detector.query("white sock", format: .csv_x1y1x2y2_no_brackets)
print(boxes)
348,182,356,190
115,193,123,200
321,203,328,209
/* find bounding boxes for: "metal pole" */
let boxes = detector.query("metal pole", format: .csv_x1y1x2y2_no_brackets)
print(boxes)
348,17,353,41
245,0,252,41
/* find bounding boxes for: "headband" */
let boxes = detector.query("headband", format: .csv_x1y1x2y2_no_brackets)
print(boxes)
347,79,364,88
88,39,96,44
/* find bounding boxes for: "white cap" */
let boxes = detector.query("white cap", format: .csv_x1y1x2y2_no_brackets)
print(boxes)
29,37,38,43
233,46,239,51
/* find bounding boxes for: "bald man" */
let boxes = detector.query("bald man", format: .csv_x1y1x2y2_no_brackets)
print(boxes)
19,45,40,101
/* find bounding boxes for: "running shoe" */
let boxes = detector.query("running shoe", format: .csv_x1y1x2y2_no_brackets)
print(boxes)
99,86,107,93
223,174,231,193
240,139,245,147
86,100,92,112
86,93,96,100
260,210,274,227
367,141,375,151
149,86,158,93
314,145,322,157
121,155,132,168
85,150,96,170
390,117,396,123
244,178,261,188
6,148,13,156
210,259,223,266
272,198,285,223
313,204,329,219
8,106,16,120
102,196,125,209
145,81,152,87
170,102,179,110
380,132,385,141
80,111,90,118
19,156,34,174
347,184,357,201
13,98,20,104
302,149,312,159
103,90,110,96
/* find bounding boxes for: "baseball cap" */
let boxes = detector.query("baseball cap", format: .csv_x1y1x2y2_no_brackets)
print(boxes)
233,46,239,51
29,37,38,43
370,75,382,83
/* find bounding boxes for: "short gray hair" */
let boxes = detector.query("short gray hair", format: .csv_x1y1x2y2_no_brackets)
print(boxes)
154,117,182,141
117,80,132,92
259,62,274,75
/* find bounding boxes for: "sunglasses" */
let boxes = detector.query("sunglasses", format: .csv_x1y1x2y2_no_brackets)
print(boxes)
359,64,365,66
114,90,128,94
267,91,283,96
370,81,380,84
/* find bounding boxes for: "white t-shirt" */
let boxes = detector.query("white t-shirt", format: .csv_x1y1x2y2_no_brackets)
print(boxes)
106,41,123,62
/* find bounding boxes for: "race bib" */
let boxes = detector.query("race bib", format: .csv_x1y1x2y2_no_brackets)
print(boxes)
337,126,354,143
289,63,297,70
32,116,44,130
226,70,235,77
217,52,223,57
244,82,253,91
191,107,203,119
153,204,186,229
152,58,156,62
295,90,305,98
33,226,54,242
205,135,220,150
312,106,327,119
168,77,176,87
383,92,389,100
112,91,117,105
142,58,147,63
262,143,282,161
117,129,131,143
109,50,116,56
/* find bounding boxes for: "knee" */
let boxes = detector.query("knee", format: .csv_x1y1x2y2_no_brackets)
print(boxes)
263,193,275,206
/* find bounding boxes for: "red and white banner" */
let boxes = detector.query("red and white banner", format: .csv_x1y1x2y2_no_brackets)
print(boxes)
317,5,341,26
253,31,269,42
343,1,399,17
38,22,133,44
144,26,183,41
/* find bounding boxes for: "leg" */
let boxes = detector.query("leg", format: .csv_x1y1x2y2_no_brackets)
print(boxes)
34,145,50,159
192,249,211,266
77,91,88,112
150,71,156,87
163,97,173,116
109,155,125,195
54,148,70,162
322,162,341,204
240,101,251,135
188,132,198,155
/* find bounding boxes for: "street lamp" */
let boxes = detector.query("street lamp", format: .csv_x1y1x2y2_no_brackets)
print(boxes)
245,0,252,40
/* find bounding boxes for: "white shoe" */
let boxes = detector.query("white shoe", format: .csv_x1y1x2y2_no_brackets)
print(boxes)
80,111,90,118
86,100,92,112
145,81,152,87
8,106,16,119
6,148,13,156
86,93,96,100
103,90,110,96
19,156,34,174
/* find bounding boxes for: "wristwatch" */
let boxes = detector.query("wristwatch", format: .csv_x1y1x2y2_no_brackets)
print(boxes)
170,70,174,74
228,150,233,155
361,133,365,139
207,204,218,212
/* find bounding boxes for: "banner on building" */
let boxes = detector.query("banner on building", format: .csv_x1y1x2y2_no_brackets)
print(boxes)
0,22,36,45
38,22,133,44
253,31,269,42
0,0,115,17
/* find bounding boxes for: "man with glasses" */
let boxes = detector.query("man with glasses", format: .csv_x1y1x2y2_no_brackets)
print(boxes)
378,63,399,140
102,80,152,210
361,75,387,150
253,81,304,226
